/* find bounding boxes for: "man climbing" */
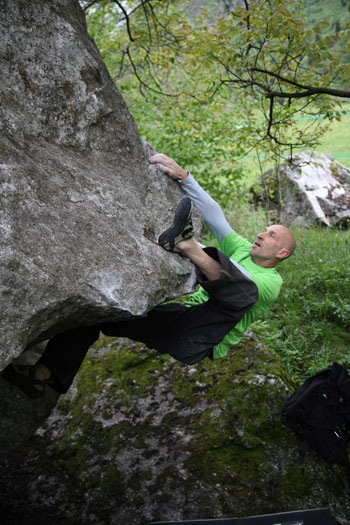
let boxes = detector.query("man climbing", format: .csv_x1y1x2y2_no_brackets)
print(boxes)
2,154,296,398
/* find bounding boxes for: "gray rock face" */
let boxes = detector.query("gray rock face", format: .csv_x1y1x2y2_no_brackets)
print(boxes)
265,152,350,227
0,0,197,451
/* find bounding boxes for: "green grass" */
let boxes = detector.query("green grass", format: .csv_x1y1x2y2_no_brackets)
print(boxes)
251,227,350,384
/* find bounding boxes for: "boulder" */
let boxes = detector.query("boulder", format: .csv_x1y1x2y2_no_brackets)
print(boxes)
1,335,349,524
263,152,350,228
0,0,198,452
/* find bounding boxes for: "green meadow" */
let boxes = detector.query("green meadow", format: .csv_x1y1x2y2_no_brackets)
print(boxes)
315,102,350,167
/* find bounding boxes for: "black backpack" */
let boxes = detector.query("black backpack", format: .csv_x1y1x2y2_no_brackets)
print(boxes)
282,362,350,464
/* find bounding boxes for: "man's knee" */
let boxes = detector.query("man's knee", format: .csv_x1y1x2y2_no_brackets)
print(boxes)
198,248,259,311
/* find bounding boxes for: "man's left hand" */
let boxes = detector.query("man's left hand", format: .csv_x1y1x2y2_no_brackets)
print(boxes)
149,154,188,181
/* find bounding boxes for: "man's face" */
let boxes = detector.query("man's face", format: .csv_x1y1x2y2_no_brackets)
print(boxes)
250,225,290,267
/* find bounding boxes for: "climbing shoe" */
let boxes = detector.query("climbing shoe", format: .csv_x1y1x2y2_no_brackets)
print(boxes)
1,363,46,399
158,196,194,252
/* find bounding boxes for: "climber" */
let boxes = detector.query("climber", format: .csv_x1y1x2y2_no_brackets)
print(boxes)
2,154,296,398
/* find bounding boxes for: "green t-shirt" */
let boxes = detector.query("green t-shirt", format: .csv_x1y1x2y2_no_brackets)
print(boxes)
184,230,283,359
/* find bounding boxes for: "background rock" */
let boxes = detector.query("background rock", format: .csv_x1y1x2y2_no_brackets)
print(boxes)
262,152,350,228
0,0,200,450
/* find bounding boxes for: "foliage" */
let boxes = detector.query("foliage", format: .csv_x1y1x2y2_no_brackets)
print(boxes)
83,0,252,203
305,0,350,65
83,0,350,209
315,101,350,167
187,0,349,144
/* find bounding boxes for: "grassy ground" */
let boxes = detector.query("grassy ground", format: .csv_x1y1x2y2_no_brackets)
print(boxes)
251,226,350,383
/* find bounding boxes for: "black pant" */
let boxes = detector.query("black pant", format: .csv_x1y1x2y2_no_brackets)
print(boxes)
40,248,258,393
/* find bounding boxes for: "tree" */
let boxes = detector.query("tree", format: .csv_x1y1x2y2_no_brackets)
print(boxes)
82,0,350,209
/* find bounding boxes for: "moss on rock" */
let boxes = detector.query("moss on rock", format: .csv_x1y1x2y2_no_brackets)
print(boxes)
36,333,350,524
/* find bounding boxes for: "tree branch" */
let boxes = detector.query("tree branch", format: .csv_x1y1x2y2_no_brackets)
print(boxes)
249,67,350,99
112,0,135,42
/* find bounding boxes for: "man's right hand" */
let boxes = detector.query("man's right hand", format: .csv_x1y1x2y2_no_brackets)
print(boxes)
149,153,189,181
